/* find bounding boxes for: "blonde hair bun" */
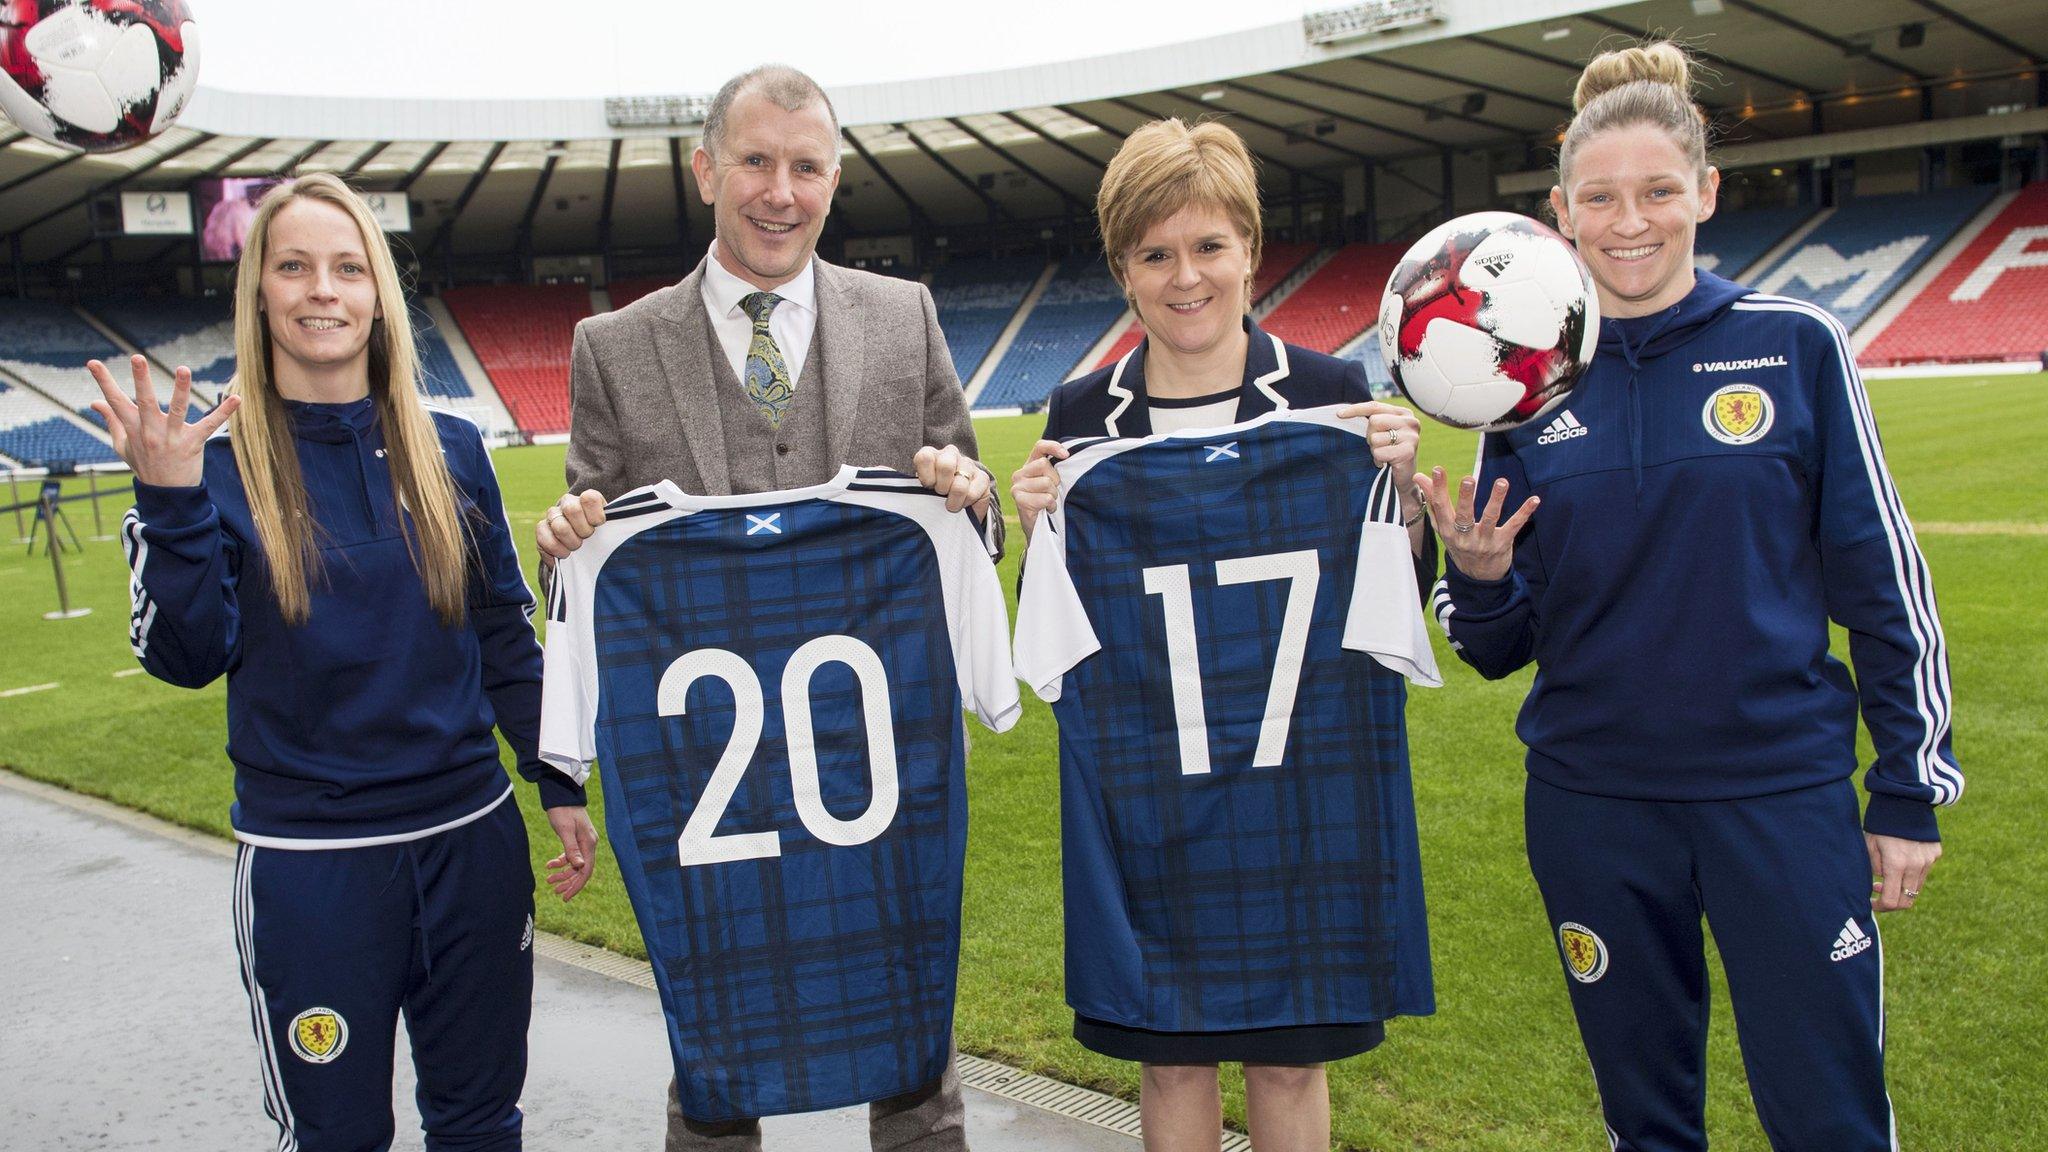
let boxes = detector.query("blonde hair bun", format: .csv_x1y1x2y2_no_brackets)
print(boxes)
1573,40,1694,112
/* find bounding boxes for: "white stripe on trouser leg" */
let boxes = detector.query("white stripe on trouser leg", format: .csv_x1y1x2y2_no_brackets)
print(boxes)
235,845,299,1152
1874,914,1899,1152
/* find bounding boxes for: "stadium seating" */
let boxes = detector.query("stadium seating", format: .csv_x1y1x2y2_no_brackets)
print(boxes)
931,257,1045,384
0,381,117,467
0,299,129,430
440,285,593,436
1092,242,1323,370
973,255,1126,410
1861,183,2048,365
1748,187,1997,333
1340,338,1399,397
606,277,674,311
1259,243,1405,354
1694,205,1817,280
95,295,238,388
92,294,509,431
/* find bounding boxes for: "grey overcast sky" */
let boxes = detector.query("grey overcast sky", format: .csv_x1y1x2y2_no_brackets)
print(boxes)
194,0,1306,98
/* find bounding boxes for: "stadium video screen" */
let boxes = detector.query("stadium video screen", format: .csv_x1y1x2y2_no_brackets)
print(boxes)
193,176,285,263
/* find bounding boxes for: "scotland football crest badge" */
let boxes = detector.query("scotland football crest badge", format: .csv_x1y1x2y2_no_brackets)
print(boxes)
1703,384,1774,446
1558,922,1609,984
288,1006,349,1063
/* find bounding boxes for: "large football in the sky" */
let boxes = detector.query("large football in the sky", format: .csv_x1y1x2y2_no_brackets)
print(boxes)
0,0,201,153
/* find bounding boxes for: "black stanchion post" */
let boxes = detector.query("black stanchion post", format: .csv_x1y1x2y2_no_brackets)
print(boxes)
39,487,91,620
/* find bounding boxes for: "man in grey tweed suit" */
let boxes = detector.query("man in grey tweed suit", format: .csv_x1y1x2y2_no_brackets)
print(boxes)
536,64,995,1152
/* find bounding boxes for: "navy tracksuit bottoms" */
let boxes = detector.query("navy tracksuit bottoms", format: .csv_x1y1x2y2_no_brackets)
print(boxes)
1525,776,1895,1151
233,797,535,1152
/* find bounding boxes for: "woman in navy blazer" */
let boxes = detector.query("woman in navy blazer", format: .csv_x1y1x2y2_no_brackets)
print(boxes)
1011,118,1434,1152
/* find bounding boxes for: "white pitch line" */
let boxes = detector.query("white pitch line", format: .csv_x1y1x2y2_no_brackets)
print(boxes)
0,682,59,698
113,668,144,678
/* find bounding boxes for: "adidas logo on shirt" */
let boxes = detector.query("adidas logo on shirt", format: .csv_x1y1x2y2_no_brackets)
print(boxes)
1830,917,1873,962
1535,410,1589,445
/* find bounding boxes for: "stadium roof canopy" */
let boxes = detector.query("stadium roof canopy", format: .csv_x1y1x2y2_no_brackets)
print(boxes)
2,0,2041,268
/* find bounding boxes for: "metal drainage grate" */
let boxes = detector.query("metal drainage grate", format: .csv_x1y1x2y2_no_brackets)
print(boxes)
958,1053,1252,1151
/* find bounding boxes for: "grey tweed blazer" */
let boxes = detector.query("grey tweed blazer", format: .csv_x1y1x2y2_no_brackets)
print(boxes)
563,255,999,555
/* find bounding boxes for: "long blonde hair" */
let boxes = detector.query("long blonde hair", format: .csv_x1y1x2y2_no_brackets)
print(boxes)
227,173,471,627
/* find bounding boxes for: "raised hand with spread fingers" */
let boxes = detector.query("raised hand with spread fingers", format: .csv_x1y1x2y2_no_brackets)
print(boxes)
1413,465,1538,583
87,354,240,487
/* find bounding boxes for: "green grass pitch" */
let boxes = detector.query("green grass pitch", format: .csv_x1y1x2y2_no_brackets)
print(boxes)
2,374,2042,1149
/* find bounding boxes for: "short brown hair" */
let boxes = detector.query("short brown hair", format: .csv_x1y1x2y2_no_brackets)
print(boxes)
1097,119,1263,297
703,64,840,161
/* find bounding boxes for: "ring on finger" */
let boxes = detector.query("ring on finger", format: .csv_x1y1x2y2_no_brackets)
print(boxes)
1904,888,1919,898
1453,521,1475,533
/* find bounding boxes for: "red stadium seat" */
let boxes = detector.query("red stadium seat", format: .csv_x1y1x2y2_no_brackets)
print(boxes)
440,285,594,436
1258,243,1406,355
1861,184,2048,366
607,277,676,311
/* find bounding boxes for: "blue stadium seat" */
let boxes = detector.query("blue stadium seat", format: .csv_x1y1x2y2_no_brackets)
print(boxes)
0,382,118,466
1748,188,1998,331
1695,205,1817,280
409,304,473,399
0,299,128,428
95,295,237,385
929,257,1045,384
974,254,1125,410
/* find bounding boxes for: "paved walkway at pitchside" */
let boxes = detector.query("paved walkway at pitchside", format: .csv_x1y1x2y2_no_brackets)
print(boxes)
0,772,1147,1151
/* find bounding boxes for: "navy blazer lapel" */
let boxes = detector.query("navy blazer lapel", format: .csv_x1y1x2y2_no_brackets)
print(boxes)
1112,318,1296,433
1233,320,1294,422
1101,344,1149,437
652,260,733,495
813,261,866,468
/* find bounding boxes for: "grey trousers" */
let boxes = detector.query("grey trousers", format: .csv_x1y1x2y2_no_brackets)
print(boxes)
664,1045,968,1151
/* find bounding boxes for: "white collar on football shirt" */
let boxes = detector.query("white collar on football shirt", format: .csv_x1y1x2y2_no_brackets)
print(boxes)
654,464,858,512
701,239,817,320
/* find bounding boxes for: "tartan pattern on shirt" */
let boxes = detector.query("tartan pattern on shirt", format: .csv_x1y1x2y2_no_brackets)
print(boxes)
587,499,963,1120
1051,420,1432,1032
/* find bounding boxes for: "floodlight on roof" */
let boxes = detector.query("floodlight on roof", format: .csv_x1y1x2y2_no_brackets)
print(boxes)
1200,89,1226,102
1302,1,1445,46
1541,26,1571,42
604,95,712,129
1690,0,1723,15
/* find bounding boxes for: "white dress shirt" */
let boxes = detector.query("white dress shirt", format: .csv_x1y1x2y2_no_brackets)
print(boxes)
699,240,817,390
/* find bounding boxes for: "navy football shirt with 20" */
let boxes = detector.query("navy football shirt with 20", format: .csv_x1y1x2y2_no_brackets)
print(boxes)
540,467,1017,1122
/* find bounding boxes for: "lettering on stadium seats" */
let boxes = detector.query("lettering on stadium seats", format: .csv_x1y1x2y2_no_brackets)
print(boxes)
1950,225,2048,301
1756,237,1928,310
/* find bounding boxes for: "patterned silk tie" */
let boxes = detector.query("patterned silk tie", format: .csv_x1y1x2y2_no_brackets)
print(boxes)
739,291,794,427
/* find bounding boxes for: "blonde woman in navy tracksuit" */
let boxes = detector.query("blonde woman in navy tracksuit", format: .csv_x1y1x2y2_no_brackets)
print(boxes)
1416,43,1957,1150
90,174,597,1152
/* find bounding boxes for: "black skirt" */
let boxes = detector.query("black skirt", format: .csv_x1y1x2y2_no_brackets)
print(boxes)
1073,1014,1386,1065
